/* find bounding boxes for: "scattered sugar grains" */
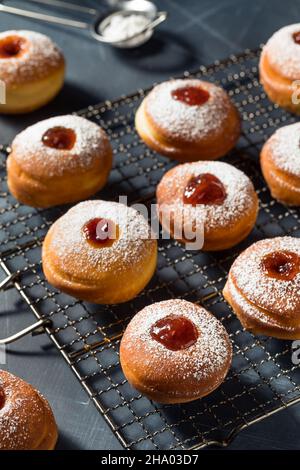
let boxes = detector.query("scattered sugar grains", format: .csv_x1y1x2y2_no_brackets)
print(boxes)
159,161,255,229
124,300,231,386
146,79,231,141
11,115,108,177
0,30,63,86
269,123,300,177
50,200,154,274
231,236,300,316
264,23,300,79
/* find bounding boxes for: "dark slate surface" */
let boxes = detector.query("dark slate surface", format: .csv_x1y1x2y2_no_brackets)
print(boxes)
0,0,300,450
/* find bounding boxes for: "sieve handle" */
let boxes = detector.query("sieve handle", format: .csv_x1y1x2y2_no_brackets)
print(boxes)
0,3,90,29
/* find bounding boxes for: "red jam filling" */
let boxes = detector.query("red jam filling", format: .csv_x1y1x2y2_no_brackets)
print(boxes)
261,250,300,281
0,35,26,59
293,31,300,44
171,86,210,106
42,127,76,150
82,218,119,248
150,315,199,351
0,388,5,410
183,173,226,206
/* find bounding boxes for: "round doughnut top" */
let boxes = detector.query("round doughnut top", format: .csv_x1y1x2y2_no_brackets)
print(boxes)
230,237,300,317
0,30,64,86
263,23,300,80
157,161,256,230
144,79,233,142
0,370,50,450
265,123,300,177
11,115,111,178
122,299,231,383
46,200,155,281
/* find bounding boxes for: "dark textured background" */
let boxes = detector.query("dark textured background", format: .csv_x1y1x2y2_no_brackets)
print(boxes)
0,0,300,450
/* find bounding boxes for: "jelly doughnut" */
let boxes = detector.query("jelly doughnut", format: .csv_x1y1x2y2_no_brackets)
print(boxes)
259,24,300,114
7,115,113,208
156,161,258,251
120,299,232,403
135,78,241,162
0,30,65,114
42,200,157,304
0,370,57,450
223,237,300,339
261,123,300,205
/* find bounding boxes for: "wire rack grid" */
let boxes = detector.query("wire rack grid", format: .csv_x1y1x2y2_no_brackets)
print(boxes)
0,47,300,450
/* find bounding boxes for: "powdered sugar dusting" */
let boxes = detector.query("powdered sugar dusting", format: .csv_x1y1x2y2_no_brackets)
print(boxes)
266,123,300,177
230,237,300,317
157,161,257,230
0,371,49,450
263,24,300,79
145,79,232,141
11,115,111,178
0,30,64,86
45,200,156,280
226,276,295,332
122,299,232,386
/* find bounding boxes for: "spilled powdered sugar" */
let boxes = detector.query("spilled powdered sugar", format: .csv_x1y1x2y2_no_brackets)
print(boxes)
47,200,155,278
145,79,232,141
263,23,300,79
0,30,64,86
11,115,110,178
267,123,300,177
122,299,232,384
230,236,300,317
157,161,256,230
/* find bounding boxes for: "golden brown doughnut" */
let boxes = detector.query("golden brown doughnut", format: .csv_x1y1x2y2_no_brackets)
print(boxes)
42,200,157,304
0,370,58,450
120,299,232,404
156,161,258,251
7,115,113,208
0,30,65,114
259,24,300,114
135,79,241,162
223,236,300,339
260,123,300,206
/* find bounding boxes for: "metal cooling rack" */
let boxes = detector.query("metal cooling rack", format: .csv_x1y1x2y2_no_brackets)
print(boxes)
1,47,300,450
